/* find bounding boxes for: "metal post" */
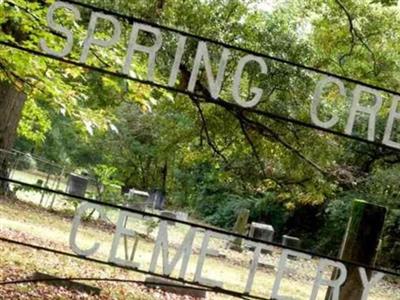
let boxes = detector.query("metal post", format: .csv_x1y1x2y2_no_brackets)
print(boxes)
325,200,387,300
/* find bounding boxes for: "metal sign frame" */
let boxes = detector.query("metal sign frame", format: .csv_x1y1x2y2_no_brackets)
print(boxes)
1,1,400,299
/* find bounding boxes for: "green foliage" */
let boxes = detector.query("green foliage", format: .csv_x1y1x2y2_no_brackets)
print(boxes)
93,165,123,203
195,190,289,233
14,153,37,171
317,171,400,260
2,0,400,269
317,192,354,255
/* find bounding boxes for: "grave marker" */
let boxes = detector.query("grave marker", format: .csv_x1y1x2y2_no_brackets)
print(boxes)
176,211,189,222
1,1,399,299
150,190,165,210
282,235,301,260
66,174,88,198
246,223,274,254
230,208,250,251
160,211,177,225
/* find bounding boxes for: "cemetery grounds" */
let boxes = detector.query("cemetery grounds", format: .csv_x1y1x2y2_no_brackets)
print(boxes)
0,169,399,300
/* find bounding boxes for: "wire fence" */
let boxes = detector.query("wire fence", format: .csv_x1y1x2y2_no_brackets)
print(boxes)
0,148,99,209
0,175,399,300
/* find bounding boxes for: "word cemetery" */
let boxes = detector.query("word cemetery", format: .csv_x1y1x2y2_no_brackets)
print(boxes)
69,202,384,300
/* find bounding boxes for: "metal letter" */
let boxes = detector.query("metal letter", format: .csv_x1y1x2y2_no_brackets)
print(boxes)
194,230,233,288
383,96,400,149
40,1,81,57
271,249,311,299
310,259,347,300
150,221,197,279
345,85,382,141
123,23,162,82
69,202,104,257
80,12,121,63
108,210,142,269
188,42,230,99
311,77,345,129
232,55,268,108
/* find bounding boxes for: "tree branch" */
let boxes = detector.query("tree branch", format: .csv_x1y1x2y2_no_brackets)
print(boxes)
178,64,329,177
239,113,329,176
334,0,378,75
192,98,229,164
238,119,267,177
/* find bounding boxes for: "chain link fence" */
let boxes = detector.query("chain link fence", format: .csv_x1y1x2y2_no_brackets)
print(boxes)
0,148,99,209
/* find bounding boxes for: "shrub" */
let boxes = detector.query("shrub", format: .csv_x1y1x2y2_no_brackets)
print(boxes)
15,154,37,171
316,192,355,256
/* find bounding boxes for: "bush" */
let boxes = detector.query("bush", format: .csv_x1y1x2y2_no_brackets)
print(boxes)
194,187,241,228
316,192,354,256
194,188,288,234
15,154,37,171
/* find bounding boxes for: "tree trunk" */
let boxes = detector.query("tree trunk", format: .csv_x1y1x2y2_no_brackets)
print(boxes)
0,81,26,195
161,160,168,194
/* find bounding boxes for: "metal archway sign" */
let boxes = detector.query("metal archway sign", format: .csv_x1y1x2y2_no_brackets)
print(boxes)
0,1,399,300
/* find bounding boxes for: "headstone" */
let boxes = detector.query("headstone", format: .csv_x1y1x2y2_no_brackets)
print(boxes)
249,223,274,242
248,223,274,254
127,202,146,212
160,211,176,225
176,211,189,222
126,188,149,200
150,190,165,210
66,174,88,197
145,276,206,298
230,209,250,251
282,235,301,260
325,200,386,300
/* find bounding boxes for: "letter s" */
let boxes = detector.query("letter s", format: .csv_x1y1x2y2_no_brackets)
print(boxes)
40,1,81,57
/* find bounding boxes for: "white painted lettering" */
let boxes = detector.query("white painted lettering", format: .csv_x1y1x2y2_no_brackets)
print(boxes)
123,23,162,81
359,268,385,300
188,42,230,99
168,35,187,87
310,259,347,300
40,1,81,57
311,77,345,129
108,210,142,268
80,12,121,63
69,202,104,256
345,86,383,141
232,55,268,108
194,230,233,288
245,241,273,294
271,250,311,300
149,221,197,279
383,96,400,149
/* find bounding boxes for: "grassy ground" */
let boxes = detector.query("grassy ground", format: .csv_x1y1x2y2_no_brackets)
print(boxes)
10,168,99,209
0,197,399,300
